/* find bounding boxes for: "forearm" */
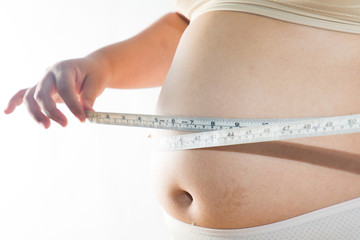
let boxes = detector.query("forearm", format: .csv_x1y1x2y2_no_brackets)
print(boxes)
87,12,189,89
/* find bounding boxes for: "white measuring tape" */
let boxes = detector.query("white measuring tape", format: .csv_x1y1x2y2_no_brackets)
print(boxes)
86,111,360,151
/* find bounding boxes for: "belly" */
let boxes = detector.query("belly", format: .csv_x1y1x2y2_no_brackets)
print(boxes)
151,12,360,229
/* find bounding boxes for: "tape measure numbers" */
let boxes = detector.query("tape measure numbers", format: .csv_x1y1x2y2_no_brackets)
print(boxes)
86,111,360,151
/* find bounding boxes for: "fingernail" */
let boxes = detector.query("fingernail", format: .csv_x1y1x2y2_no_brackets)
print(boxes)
4,106,11,114
79,113,86,122
60,120,68,127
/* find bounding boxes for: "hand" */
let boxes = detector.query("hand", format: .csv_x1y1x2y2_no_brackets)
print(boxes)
4,57,108,128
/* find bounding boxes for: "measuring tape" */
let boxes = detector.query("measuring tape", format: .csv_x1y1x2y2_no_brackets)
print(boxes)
86,111,360,151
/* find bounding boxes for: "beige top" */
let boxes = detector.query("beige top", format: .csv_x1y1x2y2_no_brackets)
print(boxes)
174,0,360,33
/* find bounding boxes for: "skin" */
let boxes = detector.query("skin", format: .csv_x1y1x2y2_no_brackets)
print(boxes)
6,10,360,229
151,12,360,228
4,13,188,128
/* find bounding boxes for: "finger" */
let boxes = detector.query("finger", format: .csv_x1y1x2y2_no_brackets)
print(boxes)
53,68,86,122
4,89,28,114
24,87,51,128
35,73,68,127
79,74,104,112
83,101,95,112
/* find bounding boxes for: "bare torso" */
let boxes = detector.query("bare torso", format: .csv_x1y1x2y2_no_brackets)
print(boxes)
151,12,360,229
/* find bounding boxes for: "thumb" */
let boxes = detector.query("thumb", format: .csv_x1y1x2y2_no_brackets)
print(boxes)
79,75,105,112
83,100,95,112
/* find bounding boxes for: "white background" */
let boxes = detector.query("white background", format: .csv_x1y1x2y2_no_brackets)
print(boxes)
0,1,174,239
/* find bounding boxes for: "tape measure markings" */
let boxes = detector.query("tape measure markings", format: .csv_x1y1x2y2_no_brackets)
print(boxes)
85,111,360,151
86,111,322,131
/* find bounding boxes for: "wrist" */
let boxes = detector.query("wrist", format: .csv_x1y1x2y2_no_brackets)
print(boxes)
85,51,114,86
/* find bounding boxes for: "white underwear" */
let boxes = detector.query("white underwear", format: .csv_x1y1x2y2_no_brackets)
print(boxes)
163,197,360,239
174,0,360,34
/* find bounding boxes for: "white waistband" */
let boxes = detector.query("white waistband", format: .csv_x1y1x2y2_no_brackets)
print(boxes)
164,197,360,239
178,0,360,34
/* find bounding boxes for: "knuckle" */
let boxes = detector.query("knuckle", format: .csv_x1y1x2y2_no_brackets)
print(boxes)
34,93,54,115
16,88,28,96
56,79,66,91
54,60,70,71
52,59,76,75
56,82,70,98
43,108,55,119
23,89,34,103
34,90,45,103
21,88,47,124
9,89,26,105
